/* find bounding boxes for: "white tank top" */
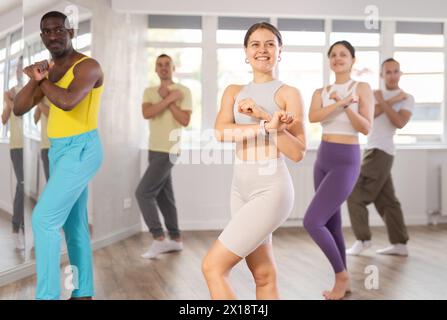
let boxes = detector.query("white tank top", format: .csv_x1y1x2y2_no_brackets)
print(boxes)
320,79,359,137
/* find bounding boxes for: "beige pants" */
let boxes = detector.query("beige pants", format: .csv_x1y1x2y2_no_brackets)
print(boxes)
218,157,294,257
347,148,409,244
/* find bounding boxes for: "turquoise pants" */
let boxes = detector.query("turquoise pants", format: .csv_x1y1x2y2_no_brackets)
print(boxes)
32,129,103,300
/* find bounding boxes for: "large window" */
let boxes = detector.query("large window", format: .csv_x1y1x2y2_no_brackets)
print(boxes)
74,20,92,55
275,18,326,144
147,15,203,146
148,15,202,43
279,18,326,47
394,21,444,48
329,20,381,89
217,17,269,45
216,17,269,104
330,20,381,47
393,22,445,142
146,15,447,148
0,37,6,138
217,48,252,104
0,28,23,140
280,51,324,143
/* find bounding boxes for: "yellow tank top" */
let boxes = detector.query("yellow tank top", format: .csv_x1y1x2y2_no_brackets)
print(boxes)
47,56,104,138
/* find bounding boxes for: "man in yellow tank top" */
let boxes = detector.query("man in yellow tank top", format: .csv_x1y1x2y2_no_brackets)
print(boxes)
1,56,25,251
136,54,192,259
14,11,104,300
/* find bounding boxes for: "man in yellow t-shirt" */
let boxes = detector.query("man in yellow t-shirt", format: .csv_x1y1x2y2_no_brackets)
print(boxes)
136,54,192,259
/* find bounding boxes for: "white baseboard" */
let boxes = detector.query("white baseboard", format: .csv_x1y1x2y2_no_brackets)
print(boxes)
0,223,142,288
91,224,142,251
428,214,447,225
0,200,12,216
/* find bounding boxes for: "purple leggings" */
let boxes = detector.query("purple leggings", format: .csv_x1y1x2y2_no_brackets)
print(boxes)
303,141,361,273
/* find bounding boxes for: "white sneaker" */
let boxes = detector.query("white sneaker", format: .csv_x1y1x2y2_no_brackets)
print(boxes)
141,239,184,259
141,239,169,259
165,240,183,253
376,244,408,256
346,240,372,256
14,231,25,251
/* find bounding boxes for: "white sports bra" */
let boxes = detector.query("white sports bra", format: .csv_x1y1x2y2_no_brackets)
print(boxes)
320,79,359,137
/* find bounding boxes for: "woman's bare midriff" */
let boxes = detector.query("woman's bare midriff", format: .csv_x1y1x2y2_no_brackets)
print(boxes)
322,134,359,145
235,137,281,161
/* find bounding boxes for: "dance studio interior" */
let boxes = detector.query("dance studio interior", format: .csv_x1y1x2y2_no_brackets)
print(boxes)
0,0,446,303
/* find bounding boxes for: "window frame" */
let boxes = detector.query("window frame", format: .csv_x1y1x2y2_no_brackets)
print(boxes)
0,28,23,141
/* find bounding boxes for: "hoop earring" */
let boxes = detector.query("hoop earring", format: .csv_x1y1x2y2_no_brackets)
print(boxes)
278,56,282,62
245,58,249,64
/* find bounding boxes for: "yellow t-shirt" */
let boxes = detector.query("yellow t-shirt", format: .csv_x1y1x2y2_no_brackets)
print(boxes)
47,56,104,138
143,83,192,154
9,85,23,149
9,113,23,149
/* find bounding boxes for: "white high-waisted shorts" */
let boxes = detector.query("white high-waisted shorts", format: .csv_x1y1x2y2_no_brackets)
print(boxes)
218,156,294,258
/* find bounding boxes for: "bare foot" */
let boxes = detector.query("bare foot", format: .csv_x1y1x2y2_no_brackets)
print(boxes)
322,271,350,300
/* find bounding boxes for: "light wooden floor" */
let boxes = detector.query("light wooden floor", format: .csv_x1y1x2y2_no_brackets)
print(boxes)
0,224,446,300
0,209,26,272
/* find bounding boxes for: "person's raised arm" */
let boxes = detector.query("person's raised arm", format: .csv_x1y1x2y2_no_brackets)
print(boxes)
38,59,103,111
344,82,374,135
268,85,306,162
308,88,349,123
381,93,412,129
214,85,261,142
14,66,45,116
142,89,182,119
168,88,192,127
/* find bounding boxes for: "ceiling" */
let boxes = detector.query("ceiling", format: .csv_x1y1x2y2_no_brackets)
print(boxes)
0,0,20,16
23,0,59,18
0,0,63,17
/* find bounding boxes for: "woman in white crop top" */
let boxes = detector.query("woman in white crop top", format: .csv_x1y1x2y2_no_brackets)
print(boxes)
303,41,374,300
309,41,374,144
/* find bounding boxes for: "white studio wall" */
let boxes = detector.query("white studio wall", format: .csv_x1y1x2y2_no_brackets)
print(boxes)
143,148,447,232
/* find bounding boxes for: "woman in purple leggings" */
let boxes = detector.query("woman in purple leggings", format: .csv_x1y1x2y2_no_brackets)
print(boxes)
304,41,374,300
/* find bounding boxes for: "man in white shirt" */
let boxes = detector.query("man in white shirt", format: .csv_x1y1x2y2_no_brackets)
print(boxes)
346,58,414,256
